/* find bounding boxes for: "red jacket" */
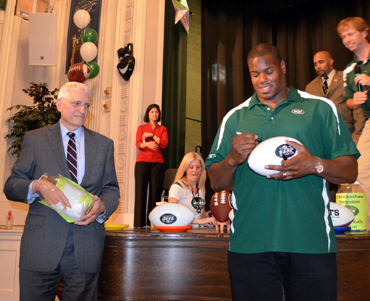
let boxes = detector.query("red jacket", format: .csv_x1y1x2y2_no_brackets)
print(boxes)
135,123,168,163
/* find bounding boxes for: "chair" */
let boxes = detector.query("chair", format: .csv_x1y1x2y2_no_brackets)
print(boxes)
161,168,177,202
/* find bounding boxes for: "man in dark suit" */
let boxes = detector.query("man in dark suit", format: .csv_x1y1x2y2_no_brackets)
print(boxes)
4,82,120,301
306,50,365,144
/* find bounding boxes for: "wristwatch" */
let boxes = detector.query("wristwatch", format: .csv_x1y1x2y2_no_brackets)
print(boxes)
152,133,155,138
315,157,324,174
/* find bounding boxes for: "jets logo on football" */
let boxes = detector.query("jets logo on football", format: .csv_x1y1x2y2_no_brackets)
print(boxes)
275,144,297,159
160,214,177,224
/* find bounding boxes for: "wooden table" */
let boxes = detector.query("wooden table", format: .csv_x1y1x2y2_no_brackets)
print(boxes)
98,229,370,301
99,228,231,300
336,233,370,301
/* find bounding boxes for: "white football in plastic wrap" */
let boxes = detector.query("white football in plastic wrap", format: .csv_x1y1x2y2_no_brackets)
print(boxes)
330,202,355,227
248,136,302,176
149,203,195,226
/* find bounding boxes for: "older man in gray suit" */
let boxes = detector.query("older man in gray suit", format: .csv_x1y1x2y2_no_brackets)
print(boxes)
306,50,365,144
4,82,120,301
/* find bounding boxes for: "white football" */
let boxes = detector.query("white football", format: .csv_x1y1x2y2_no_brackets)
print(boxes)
248,136,302,176
330,202,355,227
149,203,194,226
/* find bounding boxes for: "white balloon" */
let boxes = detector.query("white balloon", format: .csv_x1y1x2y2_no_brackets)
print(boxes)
73,9,91,29
80,42,97,62
84,79,94,93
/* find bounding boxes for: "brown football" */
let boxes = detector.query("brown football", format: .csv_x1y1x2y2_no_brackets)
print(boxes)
67,63,91,83
210,190,232,222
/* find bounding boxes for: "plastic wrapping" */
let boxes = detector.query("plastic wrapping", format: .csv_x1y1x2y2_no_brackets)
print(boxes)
38,173,95,223
336,181,368,232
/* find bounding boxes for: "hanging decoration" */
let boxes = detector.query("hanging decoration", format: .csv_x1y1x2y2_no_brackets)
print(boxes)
81,28,98,44
80,42,98,62
73,9,91,29
83,79,94,92
171,0,189,34
65,0,101,86
67,63,91,83
117,43,135,81
87,61,100,79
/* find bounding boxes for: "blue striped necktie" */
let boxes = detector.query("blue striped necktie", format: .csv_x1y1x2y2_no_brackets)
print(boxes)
67,132,78,183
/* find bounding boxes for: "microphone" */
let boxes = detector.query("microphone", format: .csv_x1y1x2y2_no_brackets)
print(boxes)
354,65,363,92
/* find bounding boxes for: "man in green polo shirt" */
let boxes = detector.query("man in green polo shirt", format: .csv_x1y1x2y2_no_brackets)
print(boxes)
338,17,370,231
205,43,359,301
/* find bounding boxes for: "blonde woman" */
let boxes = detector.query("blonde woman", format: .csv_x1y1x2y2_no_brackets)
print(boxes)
169,152,215,226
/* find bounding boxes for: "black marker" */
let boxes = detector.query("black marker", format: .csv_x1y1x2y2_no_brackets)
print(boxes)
236,132,262,143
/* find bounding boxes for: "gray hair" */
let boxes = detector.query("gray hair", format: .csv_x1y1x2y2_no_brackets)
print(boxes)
58,81,91,101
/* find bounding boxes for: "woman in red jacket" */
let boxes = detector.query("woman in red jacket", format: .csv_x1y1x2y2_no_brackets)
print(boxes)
134,104,168,227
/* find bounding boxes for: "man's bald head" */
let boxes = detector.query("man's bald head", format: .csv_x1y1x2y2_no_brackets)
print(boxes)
313,51,334,77
314,51,332,61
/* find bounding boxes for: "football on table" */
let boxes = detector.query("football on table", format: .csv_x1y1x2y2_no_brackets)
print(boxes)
149,203,194,226
330,202,355,227
210,190,232,222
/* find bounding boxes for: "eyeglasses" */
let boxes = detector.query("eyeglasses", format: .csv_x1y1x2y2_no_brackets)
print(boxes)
63,98,92,111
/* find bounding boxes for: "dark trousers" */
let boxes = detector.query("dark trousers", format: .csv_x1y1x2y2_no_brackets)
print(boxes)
134,162,164,227
20,225,99,301
228,251,337,301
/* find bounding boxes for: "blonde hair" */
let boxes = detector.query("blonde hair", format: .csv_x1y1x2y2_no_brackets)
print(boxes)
58,81,91,101
337,17,370,42
173,152,206,194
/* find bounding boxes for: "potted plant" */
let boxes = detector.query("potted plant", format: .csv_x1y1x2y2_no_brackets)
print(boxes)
5,82,60,157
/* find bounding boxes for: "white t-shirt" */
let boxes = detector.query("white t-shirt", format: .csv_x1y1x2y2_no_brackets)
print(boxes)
168,181,205,219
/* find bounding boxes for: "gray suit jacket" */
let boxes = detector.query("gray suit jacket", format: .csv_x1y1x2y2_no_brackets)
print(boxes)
4,121,119,273
305,70,366,141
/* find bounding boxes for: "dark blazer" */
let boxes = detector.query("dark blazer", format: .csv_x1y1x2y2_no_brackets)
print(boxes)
305,70,366,141
4,121,119,273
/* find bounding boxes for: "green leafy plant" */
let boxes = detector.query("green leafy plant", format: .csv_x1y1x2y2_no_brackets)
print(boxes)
5,82,61,157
